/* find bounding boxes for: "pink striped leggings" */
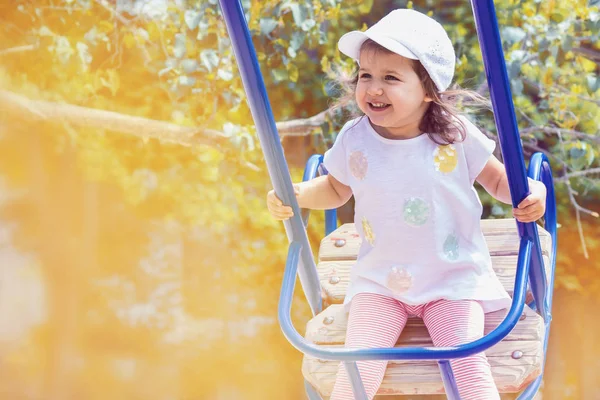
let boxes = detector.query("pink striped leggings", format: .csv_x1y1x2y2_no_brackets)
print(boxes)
331,293,501,400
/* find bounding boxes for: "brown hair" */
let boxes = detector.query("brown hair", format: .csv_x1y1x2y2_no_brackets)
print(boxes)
330,39,490,145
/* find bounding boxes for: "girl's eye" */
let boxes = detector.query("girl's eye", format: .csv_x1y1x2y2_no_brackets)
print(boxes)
385,75,400,81
359,73,371,79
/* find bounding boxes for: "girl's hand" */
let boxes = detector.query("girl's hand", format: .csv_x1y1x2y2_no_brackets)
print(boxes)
266,185,300,220
513,180,547,223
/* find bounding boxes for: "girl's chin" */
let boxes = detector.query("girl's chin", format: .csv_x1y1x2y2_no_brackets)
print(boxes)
366,113,390,124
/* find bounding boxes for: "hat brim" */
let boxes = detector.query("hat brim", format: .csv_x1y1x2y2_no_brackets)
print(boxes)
338,31,418,62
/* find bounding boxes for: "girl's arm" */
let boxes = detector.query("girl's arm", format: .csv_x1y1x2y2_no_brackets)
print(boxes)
476,155,547,223
266,175,352,220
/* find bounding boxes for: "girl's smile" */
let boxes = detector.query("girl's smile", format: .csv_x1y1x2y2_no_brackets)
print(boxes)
367,102,391,111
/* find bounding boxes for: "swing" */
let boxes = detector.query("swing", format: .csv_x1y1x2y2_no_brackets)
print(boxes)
218,1,557,399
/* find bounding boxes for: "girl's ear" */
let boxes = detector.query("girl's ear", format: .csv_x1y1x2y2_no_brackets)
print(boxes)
424,94,434,103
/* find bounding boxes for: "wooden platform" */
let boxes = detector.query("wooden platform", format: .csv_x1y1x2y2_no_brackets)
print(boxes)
303,218,551,397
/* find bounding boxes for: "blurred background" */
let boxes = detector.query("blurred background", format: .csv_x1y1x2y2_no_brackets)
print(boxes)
0,0,598,399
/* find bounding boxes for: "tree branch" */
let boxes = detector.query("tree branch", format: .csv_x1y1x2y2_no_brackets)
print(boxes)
0,89,333,144
275,109,334,136
0,45,36,56
551,84,600,106
573,46,600,63
555,131,600,259
520,126,600,144
0,90,229,147
96,0,129,25
559,167,600,181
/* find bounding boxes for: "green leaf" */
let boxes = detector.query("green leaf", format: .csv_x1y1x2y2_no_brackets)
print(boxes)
288,3,308,27
587,74,600,92
561,35,574,52
260,18,278,36
300,19,316,32
358,0,374,13
511,79,524,95
287,63,299,82
290,31,304,50
218,69,234,81
568,142,595,170
181,59,198,74
200,49,219,72
550,12,565,23
508,60,521,79
509,50,526,62
271,68,287,82
287,46,297,58
184,10,202,30
179,76,196,87
174,33,186,59
502,27,526,44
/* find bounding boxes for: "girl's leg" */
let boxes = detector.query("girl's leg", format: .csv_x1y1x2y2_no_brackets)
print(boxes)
330,293,408,400
422,300,500,400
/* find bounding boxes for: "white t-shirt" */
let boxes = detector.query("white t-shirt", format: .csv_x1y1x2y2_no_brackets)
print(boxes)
323,116,511,313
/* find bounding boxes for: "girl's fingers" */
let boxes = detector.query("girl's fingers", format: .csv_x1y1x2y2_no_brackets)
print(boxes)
273,211,294,220
513,202,543,214
269,203,292,214
270,197,283,207
517,197,533,209
513,207,543,222
267,204,294,219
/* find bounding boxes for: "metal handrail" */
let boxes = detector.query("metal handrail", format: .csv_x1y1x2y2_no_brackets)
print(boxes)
279,152,557,354
517,153,557,400
302,154,338,236
278,237,532,361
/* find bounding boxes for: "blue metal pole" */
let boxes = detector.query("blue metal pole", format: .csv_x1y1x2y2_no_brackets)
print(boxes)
304,380,323,400
470,0,549,320
325,208,338,236
438,361,461,399
344,362,368,400
219,0,322,315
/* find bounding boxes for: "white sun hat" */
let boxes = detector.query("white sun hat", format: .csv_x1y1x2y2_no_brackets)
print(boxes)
338,9,456,92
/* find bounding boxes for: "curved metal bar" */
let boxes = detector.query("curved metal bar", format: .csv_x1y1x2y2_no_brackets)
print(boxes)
219,0,322,315
528,153,558,265
344,362,368,400
517,153,557,400
301,155,323,228
439,361,461,400
325,205,338,236
302,154,338,236
279,239,532,361
304,380,323,400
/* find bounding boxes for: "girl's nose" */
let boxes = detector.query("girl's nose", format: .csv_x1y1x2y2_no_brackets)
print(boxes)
367,84,384,96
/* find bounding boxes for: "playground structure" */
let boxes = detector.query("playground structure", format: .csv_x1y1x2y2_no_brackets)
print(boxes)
218,0,557,398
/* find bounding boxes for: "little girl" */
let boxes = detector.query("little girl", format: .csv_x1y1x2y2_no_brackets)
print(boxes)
267,9,546,400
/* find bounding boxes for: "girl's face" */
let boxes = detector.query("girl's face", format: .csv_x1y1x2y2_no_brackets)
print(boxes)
356,50,432,139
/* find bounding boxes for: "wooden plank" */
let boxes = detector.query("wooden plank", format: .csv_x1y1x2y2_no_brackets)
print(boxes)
318,219,552,262
302,340,543,396
319,255,551,305
305,304,543,346
310,218,549,395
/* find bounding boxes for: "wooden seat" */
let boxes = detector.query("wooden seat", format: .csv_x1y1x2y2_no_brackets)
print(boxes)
303,218,551,397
